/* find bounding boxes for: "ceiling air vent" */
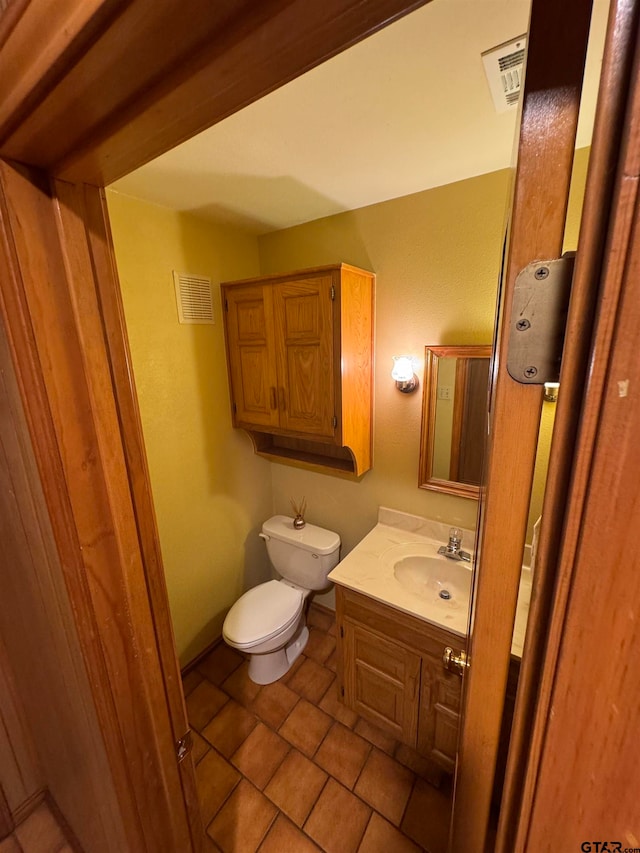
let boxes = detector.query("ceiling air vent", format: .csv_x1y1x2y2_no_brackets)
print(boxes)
173,272,214,324
482,35,527,113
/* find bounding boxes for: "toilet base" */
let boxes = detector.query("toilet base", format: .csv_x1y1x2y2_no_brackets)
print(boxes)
247,623,309,685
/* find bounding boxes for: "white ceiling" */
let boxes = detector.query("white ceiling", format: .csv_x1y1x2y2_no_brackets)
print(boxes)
111,0,609,235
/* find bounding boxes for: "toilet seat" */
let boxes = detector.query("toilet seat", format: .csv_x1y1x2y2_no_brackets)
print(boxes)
223,580,304,650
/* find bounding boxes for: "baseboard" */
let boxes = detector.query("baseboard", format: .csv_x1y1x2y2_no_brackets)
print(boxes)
309,600,335,616
181,635,223,676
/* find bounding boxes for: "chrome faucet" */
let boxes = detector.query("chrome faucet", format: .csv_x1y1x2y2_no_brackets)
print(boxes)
438,527,471,562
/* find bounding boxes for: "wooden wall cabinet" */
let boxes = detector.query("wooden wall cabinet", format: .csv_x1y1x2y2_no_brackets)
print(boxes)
335,586,463,773
222,264,374,477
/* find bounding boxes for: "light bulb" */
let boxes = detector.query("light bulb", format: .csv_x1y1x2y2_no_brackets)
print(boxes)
391,356,414,382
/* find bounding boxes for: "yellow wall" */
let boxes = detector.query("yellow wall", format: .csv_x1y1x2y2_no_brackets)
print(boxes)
107,146,590,652
258,169,511,603
106,191,273,665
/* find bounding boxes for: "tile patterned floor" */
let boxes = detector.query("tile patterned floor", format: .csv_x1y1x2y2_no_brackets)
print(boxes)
0,802,75,853
184,605,452,853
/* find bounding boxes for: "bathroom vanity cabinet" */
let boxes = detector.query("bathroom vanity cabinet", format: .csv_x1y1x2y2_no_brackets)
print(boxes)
221,264,374,476
335,586,463,773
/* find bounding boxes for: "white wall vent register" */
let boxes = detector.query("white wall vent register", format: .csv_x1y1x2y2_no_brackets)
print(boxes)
173,271,214,324
482,35,527,113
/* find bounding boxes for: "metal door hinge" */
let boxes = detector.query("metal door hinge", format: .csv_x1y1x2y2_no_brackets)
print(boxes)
507,254,575,384
176,731,192,763
330,284,336,301
332,415,338,429
340,626,344,638
224,298,228,311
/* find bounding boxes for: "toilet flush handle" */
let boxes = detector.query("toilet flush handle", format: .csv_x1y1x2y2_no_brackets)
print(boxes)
259,532,270,541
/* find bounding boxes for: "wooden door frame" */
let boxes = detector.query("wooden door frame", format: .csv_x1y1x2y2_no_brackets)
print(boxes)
0,0,634,850
0,1,435,850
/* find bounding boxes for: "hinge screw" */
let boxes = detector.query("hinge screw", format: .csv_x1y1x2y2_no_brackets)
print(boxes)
516,319,531,331
524,366,538,378
534,266,550,280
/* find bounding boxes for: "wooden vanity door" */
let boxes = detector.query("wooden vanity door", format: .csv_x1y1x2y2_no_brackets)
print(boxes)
224,284,280,429
342,622,420,746
418,655,462,773
272,275,336,438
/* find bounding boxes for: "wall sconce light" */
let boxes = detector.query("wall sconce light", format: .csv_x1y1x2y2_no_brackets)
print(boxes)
392,356,419,394
544,382,560,403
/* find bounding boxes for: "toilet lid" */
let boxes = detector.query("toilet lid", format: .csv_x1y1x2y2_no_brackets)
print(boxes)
223,580,304,648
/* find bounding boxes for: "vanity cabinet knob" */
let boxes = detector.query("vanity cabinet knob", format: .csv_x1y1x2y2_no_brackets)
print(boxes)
443,646,469,676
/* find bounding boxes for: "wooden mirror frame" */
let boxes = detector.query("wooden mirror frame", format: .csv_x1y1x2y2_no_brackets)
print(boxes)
419,345,492,499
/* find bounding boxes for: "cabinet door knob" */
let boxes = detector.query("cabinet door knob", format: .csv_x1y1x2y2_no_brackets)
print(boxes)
269,387,277,410
443,647,469,676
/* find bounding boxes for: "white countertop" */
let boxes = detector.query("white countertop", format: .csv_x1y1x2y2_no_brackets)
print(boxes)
328,507,531,659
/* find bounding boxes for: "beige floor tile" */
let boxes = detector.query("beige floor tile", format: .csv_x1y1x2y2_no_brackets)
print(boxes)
207,779,277,853
304,778,371,853
278,698,332,757
264,749,328,826
222,662,262,707
307,605,334,633
354,748,414,825
314,722,371,789
230,722,289,789
286,657,334,703
358,812,421,852
394,743,447,787
196,749,241,826
354,717,398,755
401,777,453,853
319,678,359,728
197,643,244,685
186,679,229,731
202,700,258,758
192,729,211,764
182,668,203,697
251,681,299,730
14,803,67,852
258,813,320,852
303,627,336,665
325,647,338,672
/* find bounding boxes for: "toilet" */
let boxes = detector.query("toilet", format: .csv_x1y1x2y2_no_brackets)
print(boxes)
222,515,341,685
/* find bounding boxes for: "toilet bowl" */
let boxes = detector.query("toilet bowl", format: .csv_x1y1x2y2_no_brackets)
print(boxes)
222,580,308,684
222,516,340,684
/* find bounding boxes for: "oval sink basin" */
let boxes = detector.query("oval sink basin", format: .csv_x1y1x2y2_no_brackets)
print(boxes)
383,543,472,606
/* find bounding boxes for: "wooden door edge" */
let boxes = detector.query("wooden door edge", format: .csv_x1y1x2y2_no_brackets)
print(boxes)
498,1,640,849
451,1,594,849
83,184,206,852
0,160,148,851
0,159,195,852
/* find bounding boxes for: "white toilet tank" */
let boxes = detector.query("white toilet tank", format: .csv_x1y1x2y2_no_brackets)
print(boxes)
261,515,340,590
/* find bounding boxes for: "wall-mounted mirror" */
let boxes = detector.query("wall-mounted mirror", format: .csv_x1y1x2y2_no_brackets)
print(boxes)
419,345,492,499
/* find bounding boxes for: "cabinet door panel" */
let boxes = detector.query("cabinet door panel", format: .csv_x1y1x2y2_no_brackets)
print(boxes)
273,277,335,437
225,285,279,428
344,622,420,746
418,655,462,772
